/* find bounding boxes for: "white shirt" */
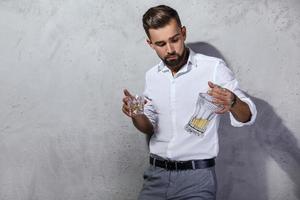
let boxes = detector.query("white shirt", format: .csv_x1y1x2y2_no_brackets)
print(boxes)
143,49,257,161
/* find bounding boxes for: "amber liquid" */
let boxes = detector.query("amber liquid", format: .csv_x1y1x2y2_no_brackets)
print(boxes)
190,118,209,130
131,104,143,115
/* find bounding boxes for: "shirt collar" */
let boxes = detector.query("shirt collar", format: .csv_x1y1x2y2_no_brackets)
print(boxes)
157,48,197,73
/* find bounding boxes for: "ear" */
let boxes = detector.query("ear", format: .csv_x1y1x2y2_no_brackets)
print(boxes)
146,39,155,49
181,26,187,41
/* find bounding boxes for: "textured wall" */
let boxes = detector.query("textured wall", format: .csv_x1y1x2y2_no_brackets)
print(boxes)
0,0,299,200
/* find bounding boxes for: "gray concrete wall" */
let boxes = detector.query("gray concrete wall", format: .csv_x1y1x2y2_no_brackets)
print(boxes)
0,0,299,200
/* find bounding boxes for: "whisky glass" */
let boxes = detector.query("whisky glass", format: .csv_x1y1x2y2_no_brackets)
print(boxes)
185,93,223,136
128,95,144,116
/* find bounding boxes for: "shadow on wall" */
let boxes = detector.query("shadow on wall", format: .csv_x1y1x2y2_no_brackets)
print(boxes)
187,42,300,200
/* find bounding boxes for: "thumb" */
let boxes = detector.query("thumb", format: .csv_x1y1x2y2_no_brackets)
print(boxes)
208,81,216,89
123,89,133,97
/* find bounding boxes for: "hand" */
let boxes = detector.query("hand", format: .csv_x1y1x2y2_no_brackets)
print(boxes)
207,81,236,114
122,89,148,118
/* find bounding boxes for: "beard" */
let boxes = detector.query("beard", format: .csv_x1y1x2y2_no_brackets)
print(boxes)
162,50,186,68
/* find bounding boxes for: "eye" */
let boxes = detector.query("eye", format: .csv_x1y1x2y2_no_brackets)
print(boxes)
170,37,179,43
156,42,166,47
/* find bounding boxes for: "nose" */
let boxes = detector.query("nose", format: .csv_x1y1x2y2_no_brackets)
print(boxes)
166,42,175,54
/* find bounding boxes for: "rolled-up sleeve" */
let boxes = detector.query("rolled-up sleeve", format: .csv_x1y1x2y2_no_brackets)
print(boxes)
214,60,257,127
143,73,158,128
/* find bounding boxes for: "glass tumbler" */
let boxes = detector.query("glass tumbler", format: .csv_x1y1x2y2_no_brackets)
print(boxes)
128,95,144,116
185,93,223,136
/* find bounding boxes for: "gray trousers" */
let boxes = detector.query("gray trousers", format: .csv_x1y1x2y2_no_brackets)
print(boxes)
138,165,217,200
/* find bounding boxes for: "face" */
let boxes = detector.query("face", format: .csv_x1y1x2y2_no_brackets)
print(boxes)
147,19,187,69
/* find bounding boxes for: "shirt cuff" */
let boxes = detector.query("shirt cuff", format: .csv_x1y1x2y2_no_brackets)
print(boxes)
143,101,158,128
229,97,257,127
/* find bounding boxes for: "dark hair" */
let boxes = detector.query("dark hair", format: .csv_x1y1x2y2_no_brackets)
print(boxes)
142,5,182,38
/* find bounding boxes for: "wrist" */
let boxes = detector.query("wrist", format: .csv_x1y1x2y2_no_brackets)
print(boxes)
230,93,237,108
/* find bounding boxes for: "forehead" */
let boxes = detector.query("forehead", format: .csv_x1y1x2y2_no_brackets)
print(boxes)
148,19,181,42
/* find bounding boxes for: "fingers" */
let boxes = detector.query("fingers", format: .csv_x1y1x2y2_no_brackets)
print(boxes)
208,82,227,96
122,96,133,117
122,96,131,105
122,103,132,117
215,106,228,114
122,89,133,118
208,83,228,101
207,81,234,113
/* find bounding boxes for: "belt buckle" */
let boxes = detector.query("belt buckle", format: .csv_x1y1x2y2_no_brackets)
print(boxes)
164,160,169,170
165,160,177,170
175,162,178,170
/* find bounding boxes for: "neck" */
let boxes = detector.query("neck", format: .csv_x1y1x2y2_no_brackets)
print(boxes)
170,47,190,75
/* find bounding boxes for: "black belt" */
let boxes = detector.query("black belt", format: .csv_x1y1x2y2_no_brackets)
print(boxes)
150,156,215,171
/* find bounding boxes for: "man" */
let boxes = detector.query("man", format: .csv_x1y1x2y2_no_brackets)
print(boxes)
122,5,257,200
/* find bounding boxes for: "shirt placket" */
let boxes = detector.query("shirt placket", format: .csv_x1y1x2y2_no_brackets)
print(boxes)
167,75,177,158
